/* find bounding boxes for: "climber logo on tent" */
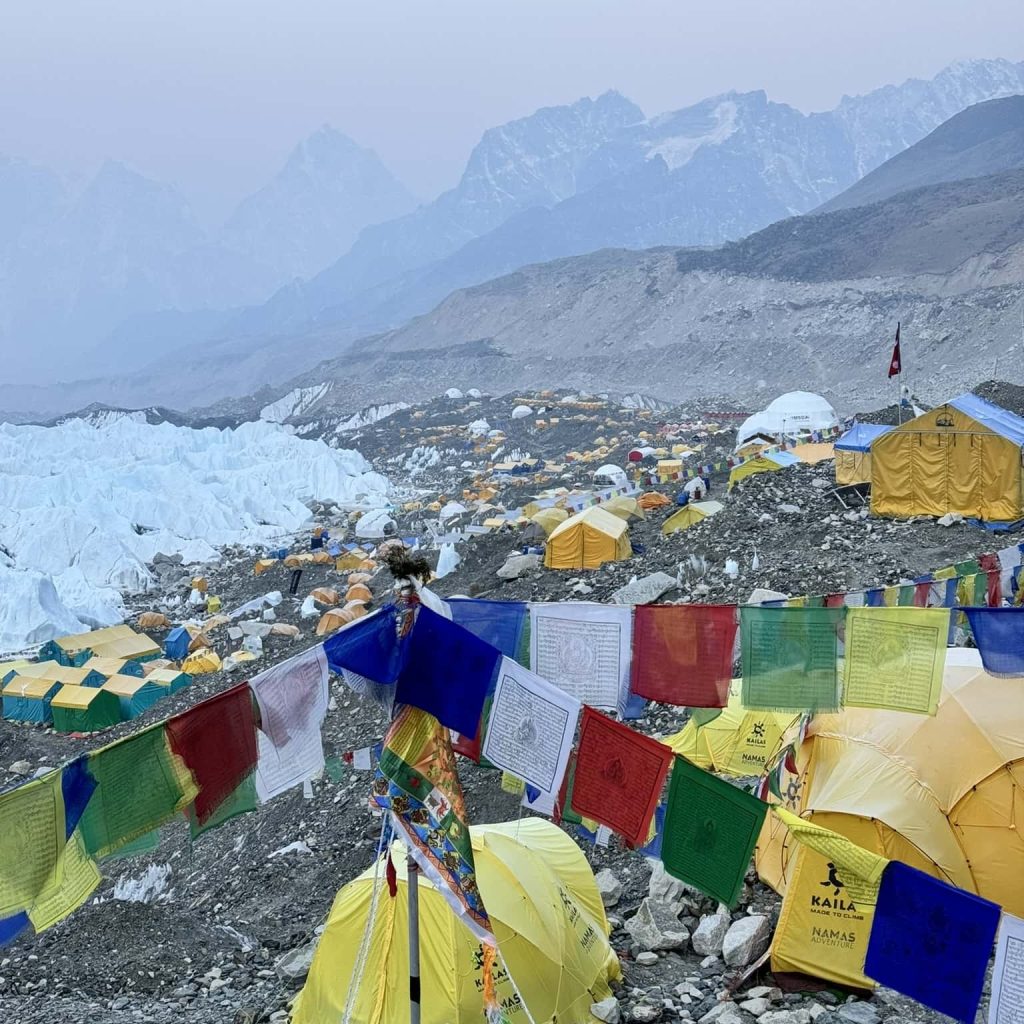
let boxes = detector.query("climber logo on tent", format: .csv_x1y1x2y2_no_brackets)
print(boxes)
821,862,846,897
752,721,766,739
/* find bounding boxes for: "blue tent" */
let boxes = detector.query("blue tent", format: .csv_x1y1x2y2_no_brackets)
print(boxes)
2,677,62,723
834,423,893,452
101,674,165,719
164,626,191,661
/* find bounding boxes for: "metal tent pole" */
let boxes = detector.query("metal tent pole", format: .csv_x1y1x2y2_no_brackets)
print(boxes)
408,855,421,1024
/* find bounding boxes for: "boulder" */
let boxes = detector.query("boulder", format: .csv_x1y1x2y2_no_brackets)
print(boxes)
274,941,317,981
631,1006,661,1022
612,572,677,605
648,859,685,905
626,898,689,951
591,997,622,1024
836,1004,879,1024
595,868,623,907
691,907,731,955
739,997,770,1015
636,951,659,966
757,1011,811,1024
496,553,541,579
722,915,772,967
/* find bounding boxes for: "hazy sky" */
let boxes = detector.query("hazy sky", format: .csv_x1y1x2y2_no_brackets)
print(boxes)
1,0,1022,223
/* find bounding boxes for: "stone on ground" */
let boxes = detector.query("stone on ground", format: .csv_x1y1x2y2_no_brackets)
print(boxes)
691,906,731,955
595,867,622,907
626,898,690,951
721,915,772,967
591,996,622,1024
836,1003,879,1024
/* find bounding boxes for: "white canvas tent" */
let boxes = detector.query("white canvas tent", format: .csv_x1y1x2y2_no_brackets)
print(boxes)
735,392,839,449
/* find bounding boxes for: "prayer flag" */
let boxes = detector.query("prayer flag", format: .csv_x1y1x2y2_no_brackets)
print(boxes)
0,912,28,947
188,774,257,840
0,772,65,916
372,705,492,943
661,755,767,907
395,606,501,739
888,324,901,378
842,607,948,715
630,604,736,707
166,685,258,826
447,598,527,660
481,657,579,797
61,756,96,839
740,607,843,712
529,602,632,712
962,608,1024,676
323,605,401,683
773,808,887,905
990,912,1024,1024
79,724,197,859
865,861,999,1023
570,707,673,848
27,830,101,933
251,647,329,801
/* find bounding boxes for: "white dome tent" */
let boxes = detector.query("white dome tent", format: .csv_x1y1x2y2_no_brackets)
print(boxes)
511,405,533,420
444,388,464,400
735,392,839,449
593,464,628,489
354,509,398,539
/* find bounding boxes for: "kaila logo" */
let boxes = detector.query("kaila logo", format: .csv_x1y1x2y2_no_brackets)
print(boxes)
752,721,765,739
811,862,857,911
822,861,844,897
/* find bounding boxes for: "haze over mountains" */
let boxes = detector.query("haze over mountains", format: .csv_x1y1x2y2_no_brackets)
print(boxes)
3,57,1024,419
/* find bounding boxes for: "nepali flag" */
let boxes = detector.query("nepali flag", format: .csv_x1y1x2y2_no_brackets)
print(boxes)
887,322,902,378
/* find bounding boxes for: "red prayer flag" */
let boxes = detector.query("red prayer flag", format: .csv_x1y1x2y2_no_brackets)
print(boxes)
630,604,737,707
913,583,931,608
986,570,1002,608
166,684,258,825
887,322,902,378
571,707,673,847
824,594,845,608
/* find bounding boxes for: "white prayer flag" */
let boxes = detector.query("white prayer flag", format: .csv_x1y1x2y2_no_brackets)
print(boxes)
482,657,579,797
529,602,632,712
990,911,1024,1024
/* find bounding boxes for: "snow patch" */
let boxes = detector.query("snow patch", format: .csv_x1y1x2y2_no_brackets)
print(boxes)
646,100,739,171
112,863,173,903
259,382,333,423
334,402,409,433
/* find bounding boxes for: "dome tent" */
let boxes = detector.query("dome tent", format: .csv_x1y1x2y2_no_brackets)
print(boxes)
592,463,628,489
735,392,839,449
354,509,398,539
511,405,533,420
293,819,620,1024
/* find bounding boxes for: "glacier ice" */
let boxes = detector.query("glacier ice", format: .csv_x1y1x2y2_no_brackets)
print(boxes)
0,418,390,653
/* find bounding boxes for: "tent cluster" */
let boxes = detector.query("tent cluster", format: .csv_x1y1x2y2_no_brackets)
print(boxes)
2,642,190,732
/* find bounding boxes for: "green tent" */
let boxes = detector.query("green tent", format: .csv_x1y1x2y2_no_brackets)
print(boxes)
146,668,192,694
51,685,122,733
101,674,166,719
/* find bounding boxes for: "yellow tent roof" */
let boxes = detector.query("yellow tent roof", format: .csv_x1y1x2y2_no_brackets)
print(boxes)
662,683,796,776
728,456,786,489
293,819,619,1024
790,442,835,464
2,676,63,698
82,656,133,679
662,500,724,535
530,506,569,535
12,663,94,686
51,684,106,710
51,623,136,656
90,633,160,661
181,648,222,675
100,674,150,697
601,495,646,521
760,658,1024,989
0,659,31,680
544,506,631,570
146,668,188,688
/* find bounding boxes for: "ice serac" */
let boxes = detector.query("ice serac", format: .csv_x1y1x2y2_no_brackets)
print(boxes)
222,126,417,281
0,418,391,653
259,383,334,423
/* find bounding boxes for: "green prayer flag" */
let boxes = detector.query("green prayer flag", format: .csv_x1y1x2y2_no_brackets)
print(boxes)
661,755,768,907
897,585,915,607
102,828,161,862
188,773,257,840
687,707,724,731
80,724,198,859
740,606,844,712
323,757,346,783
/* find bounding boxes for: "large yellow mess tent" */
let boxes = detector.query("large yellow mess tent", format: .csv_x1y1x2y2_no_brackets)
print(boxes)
756,652,1024,989
544,506,631,570
293,819,620,1024
663,683,796,776
871,394,1024,521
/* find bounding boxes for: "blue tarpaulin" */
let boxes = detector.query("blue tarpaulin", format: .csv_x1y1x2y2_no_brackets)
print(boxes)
834,423,893,452
865,861,1000,1023
962,608,1024,676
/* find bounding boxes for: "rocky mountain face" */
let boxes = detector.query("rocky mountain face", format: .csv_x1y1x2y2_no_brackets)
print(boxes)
220,126,416,281
0,128,415,380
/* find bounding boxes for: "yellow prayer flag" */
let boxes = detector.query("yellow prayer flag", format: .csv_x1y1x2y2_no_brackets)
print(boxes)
500,772,526,796
882,586,899,607
0,771,66,916
28,829,101,933
841,606,948,715
785,596,808,608
934,565,957,580
774,807,887,905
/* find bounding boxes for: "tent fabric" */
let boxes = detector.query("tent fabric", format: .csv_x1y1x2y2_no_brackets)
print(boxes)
835,423,892,486
292,818,620,1024
789,443,834,465
728,456,788,490
529,506,569,535
950,392,1024,446
40,624,138,666
662,500,724,535
82,656,144,680
164,627,191,661
593,464,627,487
736,392,839,448
100,674,165,719
835,423,893,453
2,677,62,724
602,495,645,521
663,683,797,777
759,661,1024,989
637,491,671,510
145,668,191,694
544,506,631,570
871,401,1024,522
50,685,122,733
180,648,221,675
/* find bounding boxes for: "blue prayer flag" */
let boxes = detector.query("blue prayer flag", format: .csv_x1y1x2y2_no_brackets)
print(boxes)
395,606,501,738
323,606,401,683
865,861,1000,1023
620,690,648,721
61,756,97,839
446,598,527,661
963,608,1024,676
0,912,29,947
866,588,884,607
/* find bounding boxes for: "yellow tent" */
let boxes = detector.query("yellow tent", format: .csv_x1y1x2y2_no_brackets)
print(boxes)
293,819,620,1024
661,499,725,535
871,394,1024,521
789,442,834,465
663,684,796,775
833,424,893,486
637,492,671,510
601,495,646,522
758,655,1024,989
656,459,682,482
529,507,569,535
544,506,631,570
727,454,795,490
181,648,222,675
